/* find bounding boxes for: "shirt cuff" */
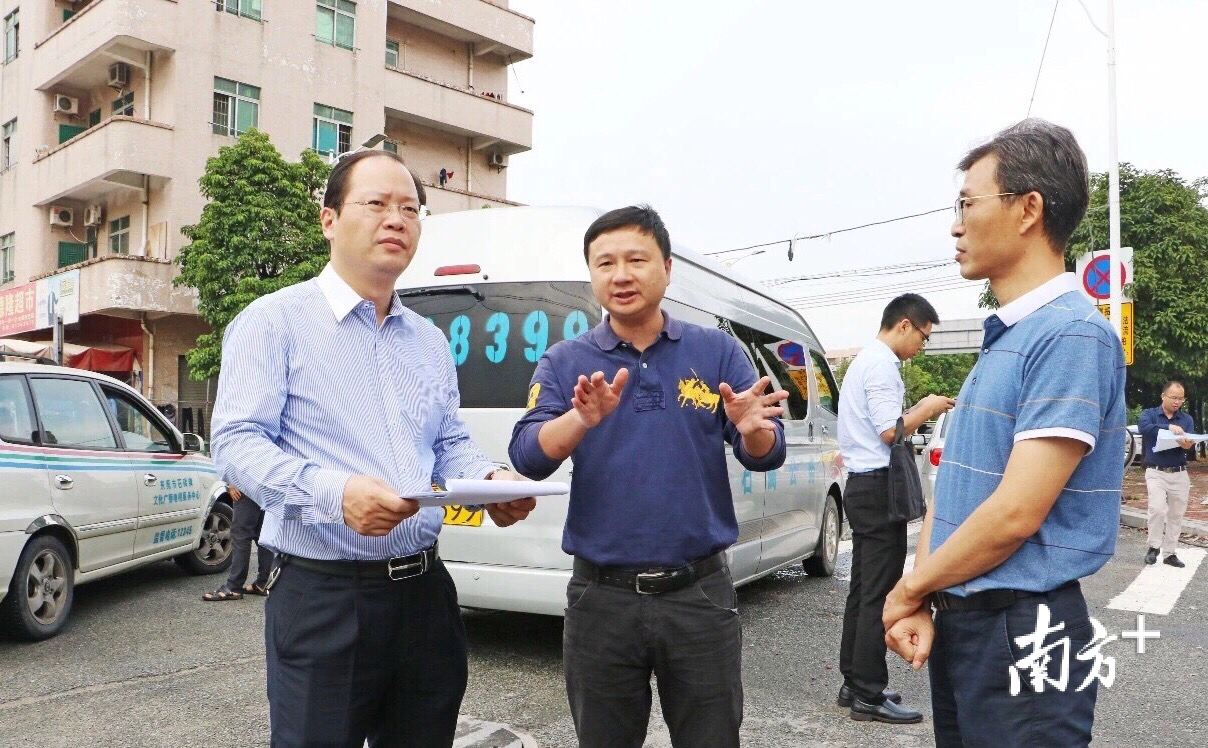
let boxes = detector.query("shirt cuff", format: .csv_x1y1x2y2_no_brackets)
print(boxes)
296,464,351,523
1014,427,1096,455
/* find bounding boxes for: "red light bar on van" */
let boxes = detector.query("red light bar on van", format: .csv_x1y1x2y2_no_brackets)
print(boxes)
434,264,481,276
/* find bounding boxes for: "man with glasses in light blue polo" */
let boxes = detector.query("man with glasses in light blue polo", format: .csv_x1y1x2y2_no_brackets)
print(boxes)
212,149,536,747
883,119,1127,747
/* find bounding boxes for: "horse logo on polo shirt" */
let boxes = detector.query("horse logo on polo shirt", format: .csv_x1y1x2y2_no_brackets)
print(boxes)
677,370,719,412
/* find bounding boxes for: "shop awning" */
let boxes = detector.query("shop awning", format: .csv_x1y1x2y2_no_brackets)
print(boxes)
0,338,136,372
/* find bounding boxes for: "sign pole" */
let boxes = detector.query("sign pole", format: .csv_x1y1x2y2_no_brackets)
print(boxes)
1105,0,1123,339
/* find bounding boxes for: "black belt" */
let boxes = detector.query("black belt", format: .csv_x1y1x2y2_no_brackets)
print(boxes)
280,544,438,581
849,467,889,477
574,552,726,595
1146,464,1187,473
933,580,1078,612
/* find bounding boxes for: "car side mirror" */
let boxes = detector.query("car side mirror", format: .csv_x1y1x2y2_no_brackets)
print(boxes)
910,433,927,448
181,433,205,454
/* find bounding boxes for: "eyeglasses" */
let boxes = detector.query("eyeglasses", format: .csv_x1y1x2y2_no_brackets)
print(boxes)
1163,394,1186,402
908,320,930,344
953,192,1020,223
342,200,427,221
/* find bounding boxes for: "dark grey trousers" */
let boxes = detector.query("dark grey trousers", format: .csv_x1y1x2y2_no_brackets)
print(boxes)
224,496,273,590
563,564,743,748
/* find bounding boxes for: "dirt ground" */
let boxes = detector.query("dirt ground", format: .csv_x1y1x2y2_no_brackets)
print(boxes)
1121,459,1208,544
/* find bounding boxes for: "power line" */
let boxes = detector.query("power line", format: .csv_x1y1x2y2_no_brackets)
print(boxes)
762,258,953,286
1027,0,1061,118
787,279,981,310
781,271,975,305
703,205,951,257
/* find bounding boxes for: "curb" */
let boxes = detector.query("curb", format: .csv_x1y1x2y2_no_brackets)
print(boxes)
1120,506,1208,538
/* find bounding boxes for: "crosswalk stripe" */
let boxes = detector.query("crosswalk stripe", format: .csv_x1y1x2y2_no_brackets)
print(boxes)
1105,547,1207,615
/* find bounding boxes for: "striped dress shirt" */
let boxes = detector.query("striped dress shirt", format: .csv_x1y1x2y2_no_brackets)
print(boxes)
210,264,494,561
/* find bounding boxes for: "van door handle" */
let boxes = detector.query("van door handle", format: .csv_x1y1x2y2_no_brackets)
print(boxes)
54,475,74,490
808,423,814,438
821,425,829,437
143,474,158,486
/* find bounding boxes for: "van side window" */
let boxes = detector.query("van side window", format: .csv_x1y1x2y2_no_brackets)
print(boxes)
726,322,809,421
809,350,840,414
0,375,36,444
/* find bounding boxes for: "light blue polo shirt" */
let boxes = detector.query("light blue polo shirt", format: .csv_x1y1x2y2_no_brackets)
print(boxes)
930,273,1127,595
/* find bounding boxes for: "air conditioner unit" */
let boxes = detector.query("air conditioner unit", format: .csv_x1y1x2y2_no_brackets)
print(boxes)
107,62,130,89
49,206,74,227
84,205,104,227
53,95,79,115
488,151,506,168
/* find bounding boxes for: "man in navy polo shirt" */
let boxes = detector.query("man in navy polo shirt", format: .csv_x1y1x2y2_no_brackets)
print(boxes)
881,119,1126,747
509,205,787,748
1138,380,1195,567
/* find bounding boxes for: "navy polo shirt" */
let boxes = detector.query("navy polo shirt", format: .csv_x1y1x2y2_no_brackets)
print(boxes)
1137,406,1194,467
508,313,786,568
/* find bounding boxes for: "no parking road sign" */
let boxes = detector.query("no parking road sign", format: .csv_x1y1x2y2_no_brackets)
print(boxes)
1076,248,1133,302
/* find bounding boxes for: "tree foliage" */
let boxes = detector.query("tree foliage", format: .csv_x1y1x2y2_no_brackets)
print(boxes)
175,130,331,379
901,353,977,404
978,164,1208,418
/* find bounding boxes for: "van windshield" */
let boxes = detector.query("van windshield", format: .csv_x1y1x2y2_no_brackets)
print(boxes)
397,282,601,408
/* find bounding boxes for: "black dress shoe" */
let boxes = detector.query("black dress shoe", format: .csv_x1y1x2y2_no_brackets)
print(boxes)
1164,554,1186,568
1144,547,1159,565
850,697,923,724
837,685,902,708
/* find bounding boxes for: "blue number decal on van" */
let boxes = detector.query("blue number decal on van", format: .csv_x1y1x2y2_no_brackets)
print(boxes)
449,315,471,366
563,310,589,341
484,312,509,364
523,311,549,362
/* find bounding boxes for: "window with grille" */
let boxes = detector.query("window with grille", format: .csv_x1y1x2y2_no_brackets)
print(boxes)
0,233,14,284
316,0,355,50
312,104,352,158
112,92,135,116
216,0,262,21
1,118,14,169
385,39,399,68
109,216,131,255
3,10,17,63
212,77,261,136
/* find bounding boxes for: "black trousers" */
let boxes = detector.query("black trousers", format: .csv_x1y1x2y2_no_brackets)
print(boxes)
563,564,743,748
265,558,468,748
930,583,1098,747
839,469,908,703
224,497,272,591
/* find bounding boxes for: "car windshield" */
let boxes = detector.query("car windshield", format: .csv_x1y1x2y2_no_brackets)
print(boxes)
396,281,601,408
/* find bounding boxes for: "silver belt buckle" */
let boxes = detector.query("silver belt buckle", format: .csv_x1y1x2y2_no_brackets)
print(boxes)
635,571,665,595
387,550,430,581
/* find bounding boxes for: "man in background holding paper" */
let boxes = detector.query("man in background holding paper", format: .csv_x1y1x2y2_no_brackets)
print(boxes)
211,150,534,747
509,205,787,748
1139,380,1195,567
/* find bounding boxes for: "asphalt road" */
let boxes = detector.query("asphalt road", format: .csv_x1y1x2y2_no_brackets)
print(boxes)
0,525,1202,747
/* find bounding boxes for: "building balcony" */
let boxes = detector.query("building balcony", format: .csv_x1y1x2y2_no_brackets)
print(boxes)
424,183,522,214
388,0,533,61
384,68,532,156
33,0,178,92
31,117,174,206
31,256,197,318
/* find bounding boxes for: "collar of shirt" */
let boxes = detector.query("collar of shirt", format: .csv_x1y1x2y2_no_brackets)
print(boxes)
866,338,902,369
315,263,407,325
587,311,683,350
992,272,1080,328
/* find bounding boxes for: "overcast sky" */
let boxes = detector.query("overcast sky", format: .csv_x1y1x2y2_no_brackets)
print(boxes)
503,0,1208,350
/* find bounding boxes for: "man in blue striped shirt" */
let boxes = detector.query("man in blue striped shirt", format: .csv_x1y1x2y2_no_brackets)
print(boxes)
211,150,535,748
881,120,1126,747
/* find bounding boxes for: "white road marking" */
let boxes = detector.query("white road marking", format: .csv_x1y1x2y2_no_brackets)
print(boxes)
1106,547,1206,615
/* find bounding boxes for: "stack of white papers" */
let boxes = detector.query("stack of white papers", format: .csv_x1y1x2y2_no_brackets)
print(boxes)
1154,428,1208,452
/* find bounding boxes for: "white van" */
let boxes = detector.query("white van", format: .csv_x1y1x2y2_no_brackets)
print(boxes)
396,206,845,615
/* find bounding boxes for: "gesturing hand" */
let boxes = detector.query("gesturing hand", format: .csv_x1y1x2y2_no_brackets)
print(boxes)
571,369,630,429
719,376,789,436
343,475,419,537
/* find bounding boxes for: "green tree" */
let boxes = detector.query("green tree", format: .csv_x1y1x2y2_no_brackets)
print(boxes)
901,353,976,403
175,130,331,379
978,164,1208,421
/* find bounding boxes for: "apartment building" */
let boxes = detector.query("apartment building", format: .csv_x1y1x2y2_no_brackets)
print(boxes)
0,0,534,437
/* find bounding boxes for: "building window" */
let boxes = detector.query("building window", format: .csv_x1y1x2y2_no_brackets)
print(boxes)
385,39,399,68
1,118,14,169
316,0,355,50
109,216,131,255
3,10,17,63
216,0,262,21
112,92,135,117
0,233,13,284
212,77,260,136
88,108,101,127
312,104,352,158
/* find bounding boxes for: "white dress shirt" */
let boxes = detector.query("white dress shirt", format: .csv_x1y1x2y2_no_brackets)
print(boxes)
837,338,904,472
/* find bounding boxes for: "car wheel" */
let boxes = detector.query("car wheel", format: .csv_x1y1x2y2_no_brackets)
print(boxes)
1,535,75,641
803,494,839,577
175,502,234,575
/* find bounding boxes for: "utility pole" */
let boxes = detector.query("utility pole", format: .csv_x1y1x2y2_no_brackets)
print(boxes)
1105,0,1123,338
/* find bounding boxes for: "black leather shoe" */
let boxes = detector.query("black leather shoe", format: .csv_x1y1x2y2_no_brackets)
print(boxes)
1144,547,1159,565
837,685,902,708
850,697,923,724
1164,554,1186,568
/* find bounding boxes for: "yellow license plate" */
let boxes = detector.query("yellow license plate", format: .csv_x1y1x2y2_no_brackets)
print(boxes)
442,505,483,527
